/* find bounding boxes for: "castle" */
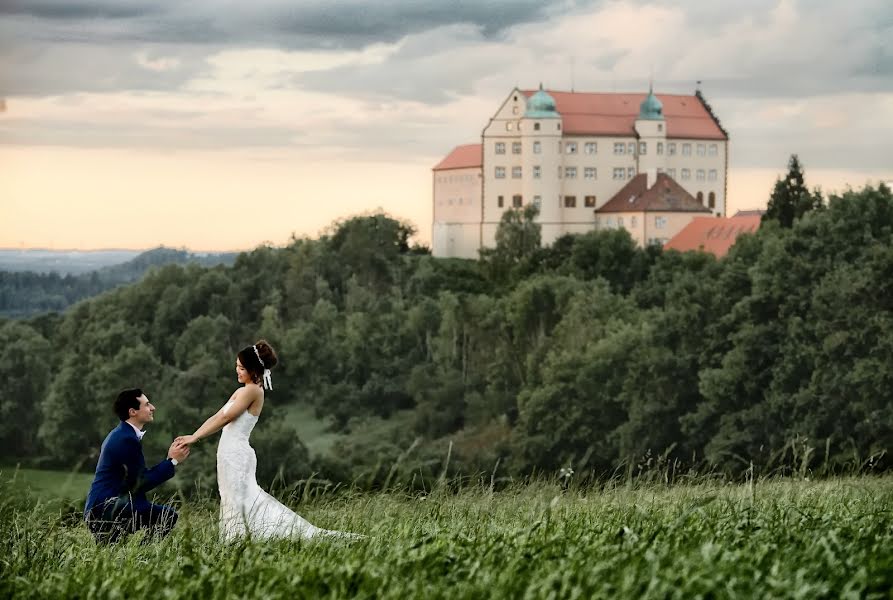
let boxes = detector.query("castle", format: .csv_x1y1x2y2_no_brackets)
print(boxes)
432,86,729,258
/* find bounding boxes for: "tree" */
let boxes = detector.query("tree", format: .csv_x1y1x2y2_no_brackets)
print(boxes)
763,154,823,228
0,322,52,459
480,204,542,285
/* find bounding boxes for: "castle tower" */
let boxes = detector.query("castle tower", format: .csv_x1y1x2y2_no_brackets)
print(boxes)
634,85,667,185
521,85,563,245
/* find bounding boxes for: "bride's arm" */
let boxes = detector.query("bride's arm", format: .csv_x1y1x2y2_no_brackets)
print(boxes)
178,389,259,444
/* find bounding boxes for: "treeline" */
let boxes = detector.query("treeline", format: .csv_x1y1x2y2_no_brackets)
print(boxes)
1,160,891,490
0,247,237,317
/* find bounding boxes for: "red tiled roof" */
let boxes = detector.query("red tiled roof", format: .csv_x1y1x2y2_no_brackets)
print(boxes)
664,215,762,257
433,143,482,171
597,173,712,213
522,90,727,140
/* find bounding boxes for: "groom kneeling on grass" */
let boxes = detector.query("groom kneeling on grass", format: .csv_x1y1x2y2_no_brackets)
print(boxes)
84,388,190,544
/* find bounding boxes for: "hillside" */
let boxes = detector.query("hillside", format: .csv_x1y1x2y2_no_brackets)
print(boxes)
0,246,237,318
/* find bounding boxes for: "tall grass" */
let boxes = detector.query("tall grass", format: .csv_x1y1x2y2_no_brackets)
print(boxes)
1,473,891,599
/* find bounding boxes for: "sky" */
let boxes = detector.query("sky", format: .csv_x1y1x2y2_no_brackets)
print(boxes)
1,0,891,251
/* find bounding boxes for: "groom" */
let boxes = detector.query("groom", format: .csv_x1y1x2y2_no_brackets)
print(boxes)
84,388,190,543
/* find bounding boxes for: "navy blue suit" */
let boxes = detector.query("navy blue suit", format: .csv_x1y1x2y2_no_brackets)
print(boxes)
84,421,178,543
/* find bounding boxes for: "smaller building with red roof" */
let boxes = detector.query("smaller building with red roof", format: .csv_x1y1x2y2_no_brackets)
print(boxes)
596,171,712,246
664,214,762,257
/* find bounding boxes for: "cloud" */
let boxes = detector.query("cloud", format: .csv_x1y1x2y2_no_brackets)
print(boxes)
0,0,559,47
0,0,891,171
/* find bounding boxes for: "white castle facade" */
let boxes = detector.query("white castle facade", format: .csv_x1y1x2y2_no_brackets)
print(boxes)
432,86,729,258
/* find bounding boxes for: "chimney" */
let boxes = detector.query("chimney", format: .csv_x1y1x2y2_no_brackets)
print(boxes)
646,168,657,189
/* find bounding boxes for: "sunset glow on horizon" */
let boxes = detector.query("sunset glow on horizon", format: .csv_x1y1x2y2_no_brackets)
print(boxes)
2,1,891,251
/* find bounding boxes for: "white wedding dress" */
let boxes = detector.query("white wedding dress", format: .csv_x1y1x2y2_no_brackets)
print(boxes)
216,399,359,541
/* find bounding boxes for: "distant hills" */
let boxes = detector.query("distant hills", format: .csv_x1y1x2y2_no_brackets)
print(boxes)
0,249,141,275
0,247,237,318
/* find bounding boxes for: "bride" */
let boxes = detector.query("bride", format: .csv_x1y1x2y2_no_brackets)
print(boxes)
176,340,360,541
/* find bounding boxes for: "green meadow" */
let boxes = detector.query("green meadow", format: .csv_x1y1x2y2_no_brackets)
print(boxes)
2,471,891,599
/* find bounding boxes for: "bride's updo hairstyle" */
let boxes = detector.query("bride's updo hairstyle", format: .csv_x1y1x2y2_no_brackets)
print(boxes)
238,339,278,384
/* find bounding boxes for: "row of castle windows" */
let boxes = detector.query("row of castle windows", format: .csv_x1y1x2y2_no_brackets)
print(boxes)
435,173,477,184
493,190,718,211
494,165,717,181
495,140,719,157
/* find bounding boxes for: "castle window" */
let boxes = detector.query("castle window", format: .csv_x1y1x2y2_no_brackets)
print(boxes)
584,167,597,179
655,216,667,229
533,141,541,154
495,142,505,154
627,167,636,178
668,143,677,156
512,142,522,154
697,191,704,204
497,195,504,208
512,166,522,178
506,122,513,131
627,142,635,154
667,168,676,178
631,216,638,227
681,168,691,180
584,195,596,207
617,216,624,227
564,195,577,208
709,144,718,156
682,143,692,156
613,167,625,180
533,165,541,179
565,167,577,179
657,123,663,132
614,142,625,155
566,142,578,154
495,167,506,178
533,195,542,208
639,142,647,155
584,142,597,154
513,194,523,208
708,192,716,209
534,122,541,131
708,169,717,181
657,142,664,155
697,169,706,181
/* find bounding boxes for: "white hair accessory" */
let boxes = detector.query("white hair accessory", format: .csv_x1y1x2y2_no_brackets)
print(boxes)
253,345,273,390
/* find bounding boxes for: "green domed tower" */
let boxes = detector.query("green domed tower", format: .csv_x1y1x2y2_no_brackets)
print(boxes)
525,84,560,119
638,85,664,120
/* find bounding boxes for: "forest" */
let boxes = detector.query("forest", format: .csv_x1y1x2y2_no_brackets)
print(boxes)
1,158,890,490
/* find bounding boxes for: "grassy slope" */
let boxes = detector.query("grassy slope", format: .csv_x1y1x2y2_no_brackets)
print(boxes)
0,467,93,500
1,476,891,598
279,403,343,456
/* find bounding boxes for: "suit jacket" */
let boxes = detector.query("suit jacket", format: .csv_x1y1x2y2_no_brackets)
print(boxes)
84,421,175,516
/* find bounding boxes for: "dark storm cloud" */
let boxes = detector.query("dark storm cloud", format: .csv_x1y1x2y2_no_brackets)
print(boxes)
1,0,565,48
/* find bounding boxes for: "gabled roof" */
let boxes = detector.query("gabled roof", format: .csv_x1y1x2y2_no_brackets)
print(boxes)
597,173,713,214
521,89,727,140
664,215,762,257
433,144,482,171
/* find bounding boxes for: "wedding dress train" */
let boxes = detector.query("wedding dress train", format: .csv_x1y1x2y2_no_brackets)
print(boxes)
216,400,359,541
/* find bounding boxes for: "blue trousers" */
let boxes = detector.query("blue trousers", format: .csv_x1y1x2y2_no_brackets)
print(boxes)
86,497,178,544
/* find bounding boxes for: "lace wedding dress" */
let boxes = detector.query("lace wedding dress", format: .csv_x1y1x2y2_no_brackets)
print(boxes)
216,399,359,541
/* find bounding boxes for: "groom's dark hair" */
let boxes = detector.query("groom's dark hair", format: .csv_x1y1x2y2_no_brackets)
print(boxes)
114,388,144,421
